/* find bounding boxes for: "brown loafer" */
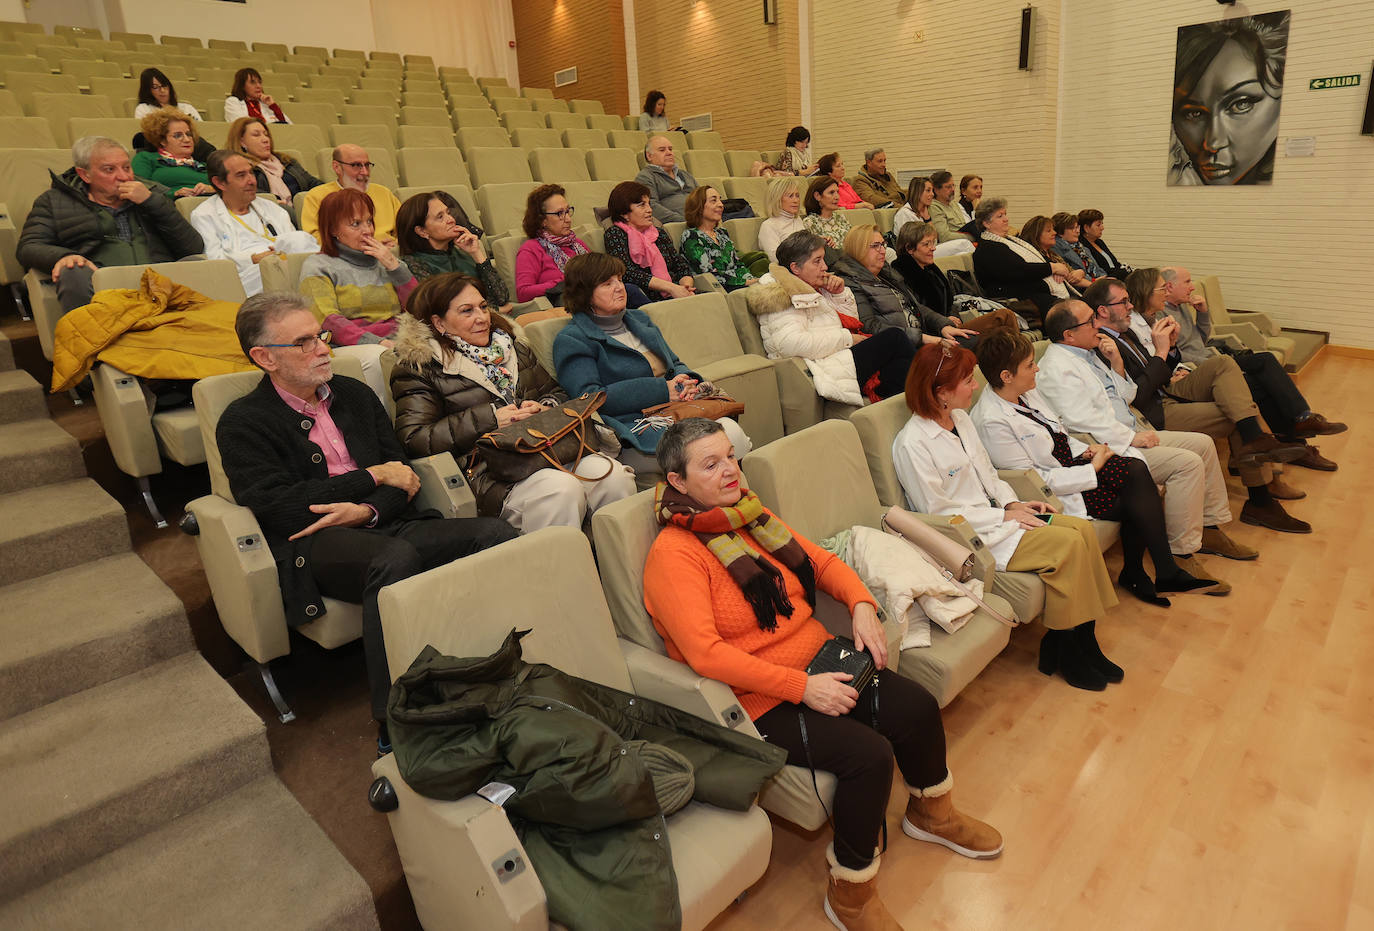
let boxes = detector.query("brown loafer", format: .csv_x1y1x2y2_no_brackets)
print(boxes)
1289,444,1337,472
1289,413,1347,438
1240,499,1313,534
1198,527,1259,560
1266,477,1306,499
1174,556,1231,596
1232,433,1308,468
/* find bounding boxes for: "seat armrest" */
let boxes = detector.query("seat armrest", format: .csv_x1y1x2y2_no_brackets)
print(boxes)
411,451,477,518
90,363,163,478
1227,309,1280,336
510,297,552,317
1206,332,1247,353
998,467,1064,512
618,639,760,737
26,269,61,360
692,272,723,293
1209,322,1266,352
0,206,22,284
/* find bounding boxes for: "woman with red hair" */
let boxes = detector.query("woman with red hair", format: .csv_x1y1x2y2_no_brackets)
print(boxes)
893,342,1121,691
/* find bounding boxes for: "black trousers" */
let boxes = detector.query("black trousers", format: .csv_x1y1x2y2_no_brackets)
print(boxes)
1235,350,1308,433
754,671,947,869
309,515,517,720
1091,456,1179,580
850,327,917,400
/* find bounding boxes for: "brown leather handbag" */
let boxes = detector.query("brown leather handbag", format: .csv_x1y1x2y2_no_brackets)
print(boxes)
641,385,745,422
473,392,614,483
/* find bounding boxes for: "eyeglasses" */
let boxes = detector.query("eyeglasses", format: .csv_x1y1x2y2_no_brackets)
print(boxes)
1064,317,1096,332
1103,297,1131,307
1153,284,1168,292
543,206,575,218
336,161,375,171
260,331,332,353
149,82,166,90
933,342,953,378
167,131,193,140
867,240,885,251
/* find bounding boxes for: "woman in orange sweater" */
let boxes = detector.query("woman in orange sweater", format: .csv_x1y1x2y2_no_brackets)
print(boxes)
643,418,1002,931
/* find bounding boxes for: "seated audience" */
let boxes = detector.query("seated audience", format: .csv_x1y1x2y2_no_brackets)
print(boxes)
226,117,322,210
131,108,214,198
640,90,671,133
603,180,696,302
971,329,1218,605
801,175,851,251
18,136,202,312
299,188,417,397
773,126,819,176
851,147,905,208
218,291,516,753
894,342,1120,691
959,174,982,216
758,176,806,264
514,183,591,305
635,135,697,224
814,152,863,209
300,144,403,243
1077,208,1130,277
971,197,1073,321
1020,214,1089,290
679,186,764,291
749,231,915,406
891,222,1021,337
395,191,507,305
833,224,978,349
135,68,201,121
190,150,319,295
643,418,1002,931
552,253,751,486
1051,211,1104,281
928,170,974,245
894,176,974,257
390,272,635,531
223,67,289,124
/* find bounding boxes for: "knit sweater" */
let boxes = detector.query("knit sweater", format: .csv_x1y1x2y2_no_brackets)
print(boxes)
643,513,877,721
402,243,509,306
299,246,417,346
131,150,209,192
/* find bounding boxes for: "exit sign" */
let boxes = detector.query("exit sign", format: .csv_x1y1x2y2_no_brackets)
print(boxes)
1309,74,1361,90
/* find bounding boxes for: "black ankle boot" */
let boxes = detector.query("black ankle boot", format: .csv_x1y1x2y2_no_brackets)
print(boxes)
1073,620,1123,684
1039,629,1108,690
1118,568,1171,607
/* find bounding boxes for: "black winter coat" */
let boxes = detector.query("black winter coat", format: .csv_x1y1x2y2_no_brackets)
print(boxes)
972,238,1059,312
833,255,952,349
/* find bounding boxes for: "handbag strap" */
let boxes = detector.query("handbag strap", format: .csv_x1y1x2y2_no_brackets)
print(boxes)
880,515,1017,627
798,680,886,866
530,419,616,482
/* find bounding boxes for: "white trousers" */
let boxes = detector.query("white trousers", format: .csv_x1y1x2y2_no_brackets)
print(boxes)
1140,429,1232,554
934,239,976,258
500,453,638,533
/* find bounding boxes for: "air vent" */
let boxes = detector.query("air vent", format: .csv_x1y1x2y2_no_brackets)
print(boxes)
554,67,577,87
678,112,712,132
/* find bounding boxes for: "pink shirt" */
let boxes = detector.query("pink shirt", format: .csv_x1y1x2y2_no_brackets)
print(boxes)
273,380,363,477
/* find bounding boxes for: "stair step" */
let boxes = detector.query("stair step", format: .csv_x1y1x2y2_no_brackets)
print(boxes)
0,775,379,930
0,332,13,372
0,419,83,494
0,479,129,588
0,554,194,721
0,653,270,902
0,369,46,425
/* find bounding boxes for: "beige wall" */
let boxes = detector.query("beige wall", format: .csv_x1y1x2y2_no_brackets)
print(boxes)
513,0,629,114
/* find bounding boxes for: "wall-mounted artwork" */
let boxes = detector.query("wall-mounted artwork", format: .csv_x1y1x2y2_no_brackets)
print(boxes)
1168,10,1291,185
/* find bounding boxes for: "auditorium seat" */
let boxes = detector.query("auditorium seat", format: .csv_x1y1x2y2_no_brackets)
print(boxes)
585,113,621,132
0,116,57,148
475,181,536,238
686,131,724,151
0,54,49,74
499,110,544,132
398,105,449,128
397,147,470,188
6,72,82,112
451,108,501,131
531,98,569,114
722,177,768,214
569,98,604,115
544,111,585,131
682,149,727,178
606,129,646,150
396,124,454,148
723,216,763,254
724,150,761,176
528,147,589,183
328,124,395,158
400,91,446,109
560,180,616,225
561,127,604,150
509,126,561,150
269,123,328,157
341,104,396,133
348,89,396,108
466,147,531,189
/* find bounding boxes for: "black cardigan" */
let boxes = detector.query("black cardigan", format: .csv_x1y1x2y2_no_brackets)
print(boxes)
972,239,1057,310
892,252,954,317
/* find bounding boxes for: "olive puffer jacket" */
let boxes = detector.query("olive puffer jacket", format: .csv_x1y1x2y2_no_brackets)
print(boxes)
389,313,565,515
389,629,788,931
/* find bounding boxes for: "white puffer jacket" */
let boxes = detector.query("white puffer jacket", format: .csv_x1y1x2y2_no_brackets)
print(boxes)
748,265,862,405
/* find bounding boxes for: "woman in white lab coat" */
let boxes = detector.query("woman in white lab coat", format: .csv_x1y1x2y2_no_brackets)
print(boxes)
893,341,1121,691
969,329,1217,608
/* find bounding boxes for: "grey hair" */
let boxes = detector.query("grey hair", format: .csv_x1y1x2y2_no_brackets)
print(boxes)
776,230,827,272
656,417,726,477
72,136,127,170
644,134,670,159
863,147,885,163
1160,267,1180,283
235,291,312,362
974,196,1008,230
896,220,937,253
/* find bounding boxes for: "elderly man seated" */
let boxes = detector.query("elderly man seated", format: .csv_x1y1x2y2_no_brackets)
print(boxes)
634,135,698,224
18,135,203,312
928,170,974,244
300,144,403,244
217,292,517,753
850,147,906,209
190,150,319,295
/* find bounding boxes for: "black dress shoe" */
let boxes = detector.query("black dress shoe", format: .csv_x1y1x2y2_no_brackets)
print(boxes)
1240,499,1313,534
1289,413,1347,438
1038,629,1108,691
1289,445,1337,472
1073,620,1124,684
1118,569,1171,607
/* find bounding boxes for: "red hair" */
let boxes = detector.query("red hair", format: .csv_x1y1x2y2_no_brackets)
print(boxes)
316,188,374,257
905,343,976,419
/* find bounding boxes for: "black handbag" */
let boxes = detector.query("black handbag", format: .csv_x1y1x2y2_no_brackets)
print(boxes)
805,636,877,695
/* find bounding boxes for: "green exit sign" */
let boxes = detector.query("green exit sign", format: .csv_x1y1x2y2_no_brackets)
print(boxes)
1309,74,1362,90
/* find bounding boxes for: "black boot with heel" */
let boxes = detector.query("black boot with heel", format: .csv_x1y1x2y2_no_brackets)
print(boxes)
1038,628,1109,691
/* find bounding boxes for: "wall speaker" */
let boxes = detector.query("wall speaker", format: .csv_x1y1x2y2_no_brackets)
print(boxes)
1018,6,1035,71
1363,63,1374,135
763,0,778,26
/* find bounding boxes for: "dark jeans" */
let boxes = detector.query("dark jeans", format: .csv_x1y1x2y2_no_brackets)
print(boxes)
754,671,947,869
850,326,917,401
1235,350,1308,434
309,515,517,720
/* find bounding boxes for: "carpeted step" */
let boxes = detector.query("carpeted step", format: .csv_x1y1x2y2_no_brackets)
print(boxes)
0,775,379,931
0,419,83,495
0,652,270,903
0,369,46,425
0,332,14,372
0,479,129,588
0,553,194,721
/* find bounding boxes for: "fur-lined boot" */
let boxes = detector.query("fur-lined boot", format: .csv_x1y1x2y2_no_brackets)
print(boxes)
902,772,1003,859
823,843,903,931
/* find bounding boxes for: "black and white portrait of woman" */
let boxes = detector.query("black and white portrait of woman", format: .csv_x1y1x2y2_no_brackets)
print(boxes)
1168,10,1291,186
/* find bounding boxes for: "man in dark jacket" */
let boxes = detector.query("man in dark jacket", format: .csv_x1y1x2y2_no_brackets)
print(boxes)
17,136,204,311
217,292,517,750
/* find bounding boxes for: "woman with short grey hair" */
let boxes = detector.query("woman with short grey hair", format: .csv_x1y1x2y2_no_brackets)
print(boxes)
971,196,1073,322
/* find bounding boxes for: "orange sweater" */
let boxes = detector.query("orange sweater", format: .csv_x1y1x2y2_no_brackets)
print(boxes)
643,512,877,721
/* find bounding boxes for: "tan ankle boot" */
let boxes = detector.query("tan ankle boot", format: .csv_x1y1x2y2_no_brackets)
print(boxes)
902,773,1003,859
824,844,904,931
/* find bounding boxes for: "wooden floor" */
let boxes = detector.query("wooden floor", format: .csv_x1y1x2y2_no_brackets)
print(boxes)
710,349,1373,931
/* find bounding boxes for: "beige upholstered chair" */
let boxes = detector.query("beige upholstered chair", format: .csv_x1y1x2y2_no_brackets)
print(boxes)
1196,274,1294,364
371,526,774,930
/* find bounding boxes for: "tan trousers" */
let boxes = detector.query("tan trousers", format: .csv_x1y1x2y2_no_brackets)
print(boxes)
1140,430,1233,554
1161,355,1271,486
500,453,637,533
1005,514,1118,630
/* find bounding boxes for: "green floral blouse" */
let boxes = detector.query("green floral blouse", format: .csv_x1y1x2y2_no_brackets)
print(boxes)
803,212,851,250
679,227,753,288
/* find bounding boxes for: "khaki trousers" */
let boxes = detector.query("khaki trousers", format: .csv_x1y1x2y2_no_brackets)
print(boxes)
1005,514,1118,630
1139,431,1233,554
1161,354,1271,486
501,453,637,533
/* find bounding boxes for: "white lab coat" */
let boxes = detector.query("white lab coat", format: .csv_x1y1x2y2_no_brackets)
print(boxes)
190,196,319,295
892,409,1024,570
1035,343,1146,457
970,386,1096,518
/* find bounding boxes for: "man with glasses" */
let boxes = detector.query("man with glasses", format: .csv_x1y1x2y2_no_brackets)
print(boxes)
300,143,403,244
217,293,517,754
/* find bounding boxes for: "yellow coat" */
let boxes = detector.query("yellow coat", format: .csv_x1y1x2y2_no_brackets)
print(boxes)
50,267,255,393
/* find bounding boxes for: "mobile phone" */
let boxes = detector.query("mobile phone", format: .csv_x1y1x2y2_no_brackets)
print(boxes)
1042,514,1053,525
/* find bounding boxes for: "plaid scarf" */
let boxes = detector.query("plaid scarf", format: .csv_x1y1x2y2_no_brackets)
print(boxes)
655,483,815,632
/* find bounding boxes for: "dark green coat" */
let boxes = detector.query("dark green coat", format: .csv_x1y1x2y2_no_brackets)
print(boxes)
388,629,787,931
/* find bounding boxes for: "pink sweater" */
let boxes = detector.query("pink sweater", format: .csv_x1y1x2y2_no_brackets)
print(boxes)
514,236,590,303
